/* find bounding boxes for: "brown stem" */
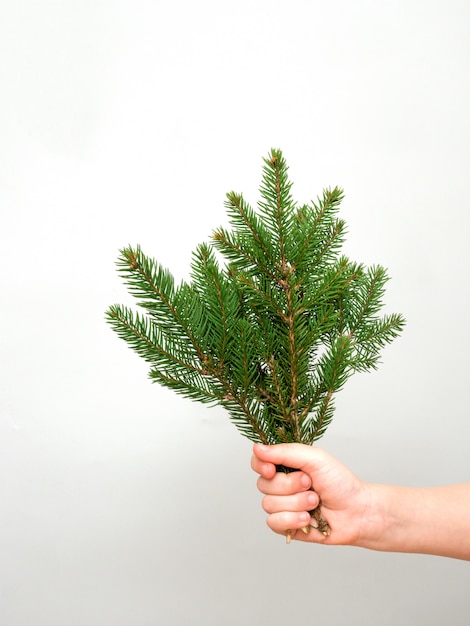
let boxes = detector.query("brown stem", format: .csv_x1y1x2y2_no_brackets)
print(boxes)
309,503,331,536
285,503,331,543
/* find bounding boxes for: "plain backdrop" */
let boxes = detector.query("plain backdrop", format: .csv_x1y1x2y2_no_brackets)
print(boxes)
1,1,469,625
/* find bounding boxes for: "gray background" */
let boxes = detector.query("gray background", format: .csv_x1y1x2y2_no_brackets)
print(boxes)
1,1,469,624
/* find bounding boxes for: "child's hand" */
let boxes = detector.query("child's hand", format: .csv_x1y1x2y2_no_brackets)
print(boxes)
251,443,369,545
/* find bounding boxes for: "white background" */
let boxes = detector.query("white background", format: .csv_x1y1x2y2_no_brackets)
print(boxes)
1,1,469,624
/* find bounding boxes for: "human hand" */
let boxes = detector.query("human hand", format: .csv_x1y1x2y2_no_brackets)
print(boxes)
251,443,370,545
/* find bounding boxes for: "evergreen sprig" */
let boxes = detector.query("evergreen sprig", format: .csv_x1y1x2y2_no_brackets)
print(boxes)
106,149,405,448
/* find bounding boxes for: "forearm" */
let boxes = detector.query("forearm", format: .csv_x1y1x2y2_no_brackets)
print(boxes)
358,483,470,560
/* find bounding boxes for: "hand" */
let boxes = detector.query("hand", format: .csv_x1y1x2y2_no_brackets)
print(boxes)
252,443,470,559
251,443,370,545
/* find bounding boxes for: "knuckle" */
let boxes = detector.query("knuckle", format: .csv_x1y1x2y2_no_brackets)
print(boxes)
261,495,272,513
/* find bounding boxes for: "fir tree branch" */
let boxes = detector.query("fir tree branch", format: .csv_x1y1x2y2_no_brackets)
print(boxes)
190,243,235,367
293,188,345,270
258,150,295,261
106,304,202,375
237,274,289,322
347,265,388,337
212,228,278,281
219,382,270,444
307,216,347,272
310,391,336,442
223,191,276,271
149,369,223,404
107,148,405,453
116,246,210,367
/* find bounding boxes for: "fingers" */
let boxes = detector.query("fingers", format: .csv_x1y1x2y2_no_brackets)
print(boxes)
251,442,323,487
253,442,327,474
251,443,364,545
257,468,312,495
266,510,314,538
261,489,320,542
262,490,319,514
250,453,277,479
252,443,313,496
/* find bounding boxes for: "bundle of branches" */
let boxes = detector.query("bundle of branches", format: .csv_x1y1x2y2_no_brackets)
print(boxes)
106,149,405,539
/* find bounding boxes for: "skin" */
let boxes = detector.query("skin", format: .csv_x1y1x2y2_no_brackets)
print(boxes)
251,443,470,561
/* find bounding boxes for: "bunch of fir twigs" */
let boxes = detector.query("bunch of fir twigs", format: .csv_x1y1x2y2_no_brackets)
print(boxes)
106,149,405,540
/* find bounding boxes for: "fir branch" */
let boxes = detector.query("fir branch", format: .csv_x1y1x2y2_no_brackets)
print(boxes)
149,369,222,404
190,243,235,366
293,187,345,271
222,191,276,272
107,148,405,452
212,228,278,281
106,305,199,374
347,265,389,335
258,150,296,262
115,245,209,367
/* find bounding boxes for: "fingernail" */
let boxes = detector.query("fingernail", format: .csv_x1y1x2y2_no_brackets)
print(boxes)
300,474,310,488
299,512,310,522
307,493,318,506
255,444,269,452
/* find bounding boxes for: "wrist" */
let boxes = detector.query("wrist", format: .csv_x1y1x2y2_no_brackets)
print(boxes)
353,482,404,552
354,483,439,556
